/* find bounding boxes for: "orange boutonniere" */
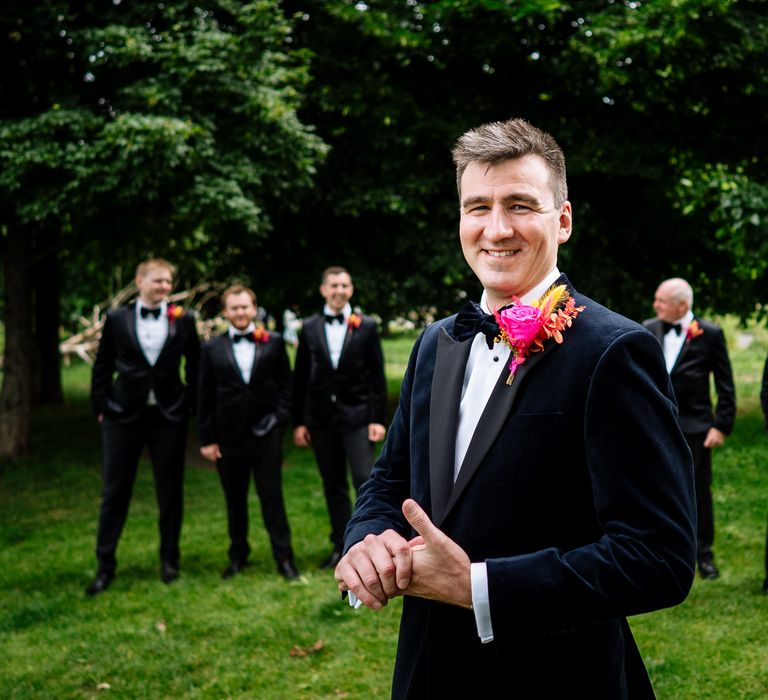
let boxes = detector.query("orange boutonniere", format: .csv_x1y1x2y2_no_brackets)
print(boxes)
347,313,362,331
686,320,703,342
252,325,270,344
167,304,184,323
493,284,585,385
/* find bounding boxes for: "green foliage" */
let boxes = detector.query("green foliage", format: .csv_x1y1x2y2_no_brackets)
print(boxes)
1,0,327,307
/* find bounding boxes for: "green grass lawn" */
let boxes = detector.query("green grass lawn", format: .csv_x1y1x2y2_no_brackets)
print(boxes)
2,327,768,698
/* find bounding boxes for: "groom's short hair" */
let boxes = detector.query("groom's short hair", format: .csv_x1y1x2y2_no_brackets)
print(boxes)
451,118,568,207
321,266,352,284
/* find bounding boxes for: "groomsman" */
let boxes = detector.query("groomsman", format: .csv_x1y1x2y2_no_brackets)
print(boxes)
292,266,388,569
197,285,299,581
87,258,200,595
645,277,735,579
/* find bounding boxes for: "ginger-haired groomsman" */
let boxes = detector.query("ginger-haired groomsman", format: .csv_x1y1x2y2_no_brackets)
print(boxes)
198,285,299,581
292,266,388,569
87,258,200,595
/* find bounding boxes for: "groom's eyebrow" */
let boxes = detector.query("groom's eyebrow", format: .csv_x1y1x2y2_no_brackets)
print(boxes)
461,192,541,208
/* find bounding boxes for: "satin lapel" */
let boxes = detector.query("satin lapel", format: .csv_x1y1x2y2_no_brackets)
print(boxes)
441,339,560,522
312,316,333,367
648,319,664,345
338,321,355,367
155,309,179,363
248,341,265,387
125,304,149,366
670,316,696,373
429,328,473,527
222,335,247,385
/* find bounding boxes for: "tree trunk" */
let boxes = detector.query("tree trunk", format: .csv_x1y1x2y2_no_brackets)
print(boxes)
33,228,63,406
0,222,34,458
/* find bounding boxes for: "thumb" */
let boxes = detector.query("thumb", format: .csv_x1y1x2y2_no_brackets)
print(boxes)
402,499,439,544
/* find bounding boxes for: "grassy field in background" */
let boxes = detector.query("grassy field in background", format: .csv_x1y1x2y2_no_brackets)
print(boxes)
2,325,768,698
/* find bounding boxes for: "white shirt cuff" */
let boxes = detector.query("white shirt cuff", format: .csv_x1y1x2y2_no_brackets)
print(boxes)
470,562,494,643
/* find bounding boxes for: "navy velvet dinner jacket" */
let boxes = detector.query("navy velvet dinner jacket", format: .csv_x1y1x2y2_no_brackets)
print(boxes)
345,277,696,699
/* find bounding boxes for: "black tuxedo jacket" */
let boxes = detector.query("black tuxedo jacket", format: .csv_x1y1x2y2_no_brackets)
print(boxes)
345,278,696,698
197,331,292,446
643,317,735,436
292,313,387,431
91,304,200,423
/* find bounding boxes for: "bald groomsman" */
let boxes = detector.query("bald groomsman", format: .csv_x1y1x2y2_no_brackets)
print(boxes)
645,277,735,580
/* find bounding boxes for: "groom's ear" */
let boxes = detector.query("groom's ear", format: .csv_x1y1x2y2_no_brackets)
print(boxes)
557,201,572,245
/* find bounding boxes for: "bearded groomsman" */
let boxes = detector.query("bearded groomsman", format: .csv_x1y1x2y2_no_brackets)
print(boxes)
645,277,736,580
87,258,200,595
292,266,388,570
197,285,299,581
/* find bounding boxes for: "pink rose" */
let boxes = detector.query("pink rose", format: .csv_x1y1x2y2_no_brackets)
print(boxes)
497,304,542,347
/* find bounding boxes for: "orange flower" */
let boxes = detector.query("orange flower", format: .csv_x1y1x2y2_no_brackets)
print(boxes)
686,320,703,341
167,304,184,322
252,325,270,344
494,285,585,385
347,313,362,330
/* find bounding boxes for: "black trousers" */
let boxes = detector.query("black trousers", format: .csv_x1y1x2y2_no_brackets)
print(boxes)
217,428,293,565
95,407,187,575
684,431,715,562
311,425,375,549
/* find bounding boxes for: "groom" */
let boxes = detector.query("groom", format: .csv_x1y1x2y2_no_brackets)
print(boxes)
334,118,696,697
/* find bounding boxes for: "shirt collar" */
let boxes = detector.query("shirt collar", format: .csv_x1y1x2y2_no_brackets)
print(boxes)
479,267,561,313
136,299,167,315
670,310,694,332
323,303,352,319
229,323,256,338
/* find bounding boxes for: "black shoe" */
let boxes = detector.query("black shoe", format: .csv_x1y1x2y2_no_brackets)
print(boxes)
85,571,114,597
319,549,342,570
277,558,300,581
762,578,768,594
222,561,247,580
161,561,180,584
699,560,720,580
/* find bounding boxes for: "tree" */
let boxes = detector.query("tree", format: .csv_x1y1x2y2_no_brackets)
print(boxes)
279,0,767,322
0,0,327,458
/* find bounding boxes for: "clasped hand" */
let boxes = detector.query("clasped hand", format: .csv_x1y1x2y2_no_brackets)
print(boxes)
334,499,472,610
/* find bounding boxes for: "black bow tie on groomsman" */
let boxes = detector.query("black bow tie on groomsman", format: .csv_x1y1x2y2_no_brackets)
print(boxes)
233,332,255,344
324,313,345,325
140,306,161,320
662,321,682,336
453,300,511,349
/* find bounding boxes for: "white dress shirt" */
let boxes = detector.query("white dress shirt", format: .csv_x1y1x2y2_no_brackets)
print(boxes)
662,310,693,373
464,267,562,643
324,303,351,369
136,300,169,405
230,323,257,383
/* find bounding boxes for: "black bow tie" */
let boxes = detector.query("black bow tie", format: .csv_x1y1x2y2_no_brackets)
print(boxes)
453,301,506,349
325,313,344,325
233,332,254,344
662,321,682,336
140,306,161,320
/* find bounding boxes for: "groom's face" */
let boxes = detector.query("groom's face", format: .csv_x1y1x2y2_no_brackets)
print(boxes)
459,155,571,306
